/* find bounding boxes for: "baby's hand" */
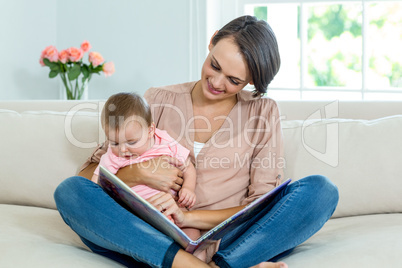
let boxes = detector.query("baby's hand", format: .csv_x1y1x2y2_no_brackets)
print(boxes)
178,188,196,209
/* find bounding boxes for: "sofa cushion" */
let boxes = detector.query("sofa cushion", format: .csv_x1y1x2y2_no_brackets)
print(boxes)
281,213,402,267
282,115,402,218
0,204,123,267
2,204,400,268
0,109,103,209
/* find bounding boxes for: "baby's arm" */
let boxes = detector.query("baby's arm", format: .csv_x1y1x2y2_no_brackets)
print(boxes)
178,159,197,208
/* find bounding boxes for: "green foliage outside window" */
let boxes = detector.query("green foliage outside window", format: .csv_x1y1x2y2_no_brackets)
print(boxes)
254,3,402,89
254,6,267,21
308,5,361,41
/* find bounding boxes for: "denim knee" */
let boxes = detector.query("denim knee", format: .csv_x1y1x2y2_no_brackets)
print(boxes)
212,175,339,268
54,176,73,202
54,176,96,218
55,176,81,201
302,174,339,216
316,175,338,206
54,176,180,267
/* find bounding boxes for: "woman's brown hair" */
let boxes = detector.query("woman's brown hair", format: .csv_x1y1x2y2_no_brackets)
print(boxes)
211,15,281,97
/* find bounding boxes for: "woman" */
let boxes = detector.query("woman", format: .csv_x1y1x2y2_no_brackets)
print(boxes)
54,15,339,268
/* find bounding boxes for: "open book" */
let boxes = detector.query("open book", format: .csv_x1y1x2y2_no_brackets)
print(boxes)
98,165,291,254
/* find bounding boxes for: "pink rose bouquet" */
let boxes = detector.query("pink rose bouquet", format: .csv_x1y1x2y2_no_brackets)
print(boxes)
40,41,115,100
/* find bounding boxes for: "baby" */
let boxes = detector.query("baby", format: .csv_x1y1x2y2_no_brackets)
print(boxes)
92,92,205,260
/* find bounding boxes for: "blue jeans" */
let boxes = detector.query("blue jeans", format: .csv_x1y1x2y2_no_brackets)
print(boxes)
54,175,338,268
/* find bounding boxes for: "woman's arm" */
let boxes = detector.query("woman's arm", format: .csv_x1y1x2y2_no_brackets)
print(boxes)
116,156,185,191
182,206,246,230
147,192,246,230
242,99,284,205
78,162,98,179
79,156,185,192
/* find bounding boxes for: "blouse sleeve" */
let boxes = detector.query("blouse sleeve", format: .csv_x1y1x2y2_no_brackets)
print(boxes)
143,87,176,126
78,142,108,173
241,98,285,205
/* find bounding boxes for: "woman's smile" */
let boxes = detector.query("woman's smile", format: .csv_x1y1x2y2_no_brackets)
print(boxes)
207,79,224,95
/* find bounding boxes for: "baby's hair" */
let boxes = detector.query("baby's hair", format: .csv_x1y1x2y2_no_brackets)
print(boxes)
101,92,152,131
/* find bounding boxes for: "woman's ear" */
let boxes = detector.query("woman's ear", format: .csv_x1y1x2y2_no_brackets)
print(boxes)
208,30,219,51
148,122,156,137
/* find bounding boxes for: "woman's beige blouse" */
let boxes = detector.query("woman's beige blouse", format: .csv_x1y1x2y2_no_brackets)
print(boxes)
83,81,284,211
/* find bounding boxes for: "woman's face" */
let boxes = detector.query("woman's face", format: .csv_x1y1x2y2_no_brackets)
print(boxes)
200,37,253,102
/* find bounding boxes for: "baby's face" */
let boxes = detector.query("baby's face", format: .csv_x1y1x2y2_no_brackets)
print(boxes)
106,116,154,159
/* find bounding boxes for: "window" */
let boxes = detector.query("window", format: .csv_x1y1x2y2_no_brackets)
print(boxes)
238,0,402,100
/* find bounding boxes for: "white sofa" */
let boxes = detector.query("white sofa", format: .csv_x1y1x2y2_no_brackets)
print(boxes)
1,100,401,268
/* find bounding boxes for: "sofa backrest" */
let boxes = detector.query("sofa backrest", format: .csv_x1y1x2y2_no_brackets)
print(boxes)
1,100,401,218
1,100,402,119
281,116,402,218
0,108,103,209
278,100,402,120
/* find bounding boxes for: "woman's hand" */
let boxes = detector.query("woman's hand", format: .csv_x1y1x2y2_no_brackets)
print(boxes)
147,192,187,228
116,156,184,192
148,192,248,231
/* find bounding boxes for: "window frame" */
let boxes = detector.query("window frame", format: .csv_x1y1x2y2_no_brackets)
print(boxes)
230,0,402,100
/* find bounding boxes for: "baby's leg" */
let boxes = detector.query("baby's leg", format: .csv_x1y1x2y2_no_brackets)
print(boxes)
182,227,206,262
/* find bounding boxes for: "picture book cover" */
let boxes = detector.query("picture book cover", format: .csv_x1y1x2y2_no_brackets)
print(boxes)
98,165,291,253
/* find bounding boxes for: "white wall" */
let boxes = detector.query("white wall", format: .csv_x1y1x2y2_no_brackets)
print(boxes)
0,0,208,100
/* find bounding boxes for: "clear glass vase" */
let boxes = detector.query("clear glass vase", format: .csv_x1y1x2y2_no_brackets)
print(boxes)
59,73,89,100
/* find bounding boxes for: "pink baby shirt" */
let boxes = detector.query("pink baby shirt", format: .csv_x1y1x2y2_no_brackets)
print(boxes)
94,128,190,199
